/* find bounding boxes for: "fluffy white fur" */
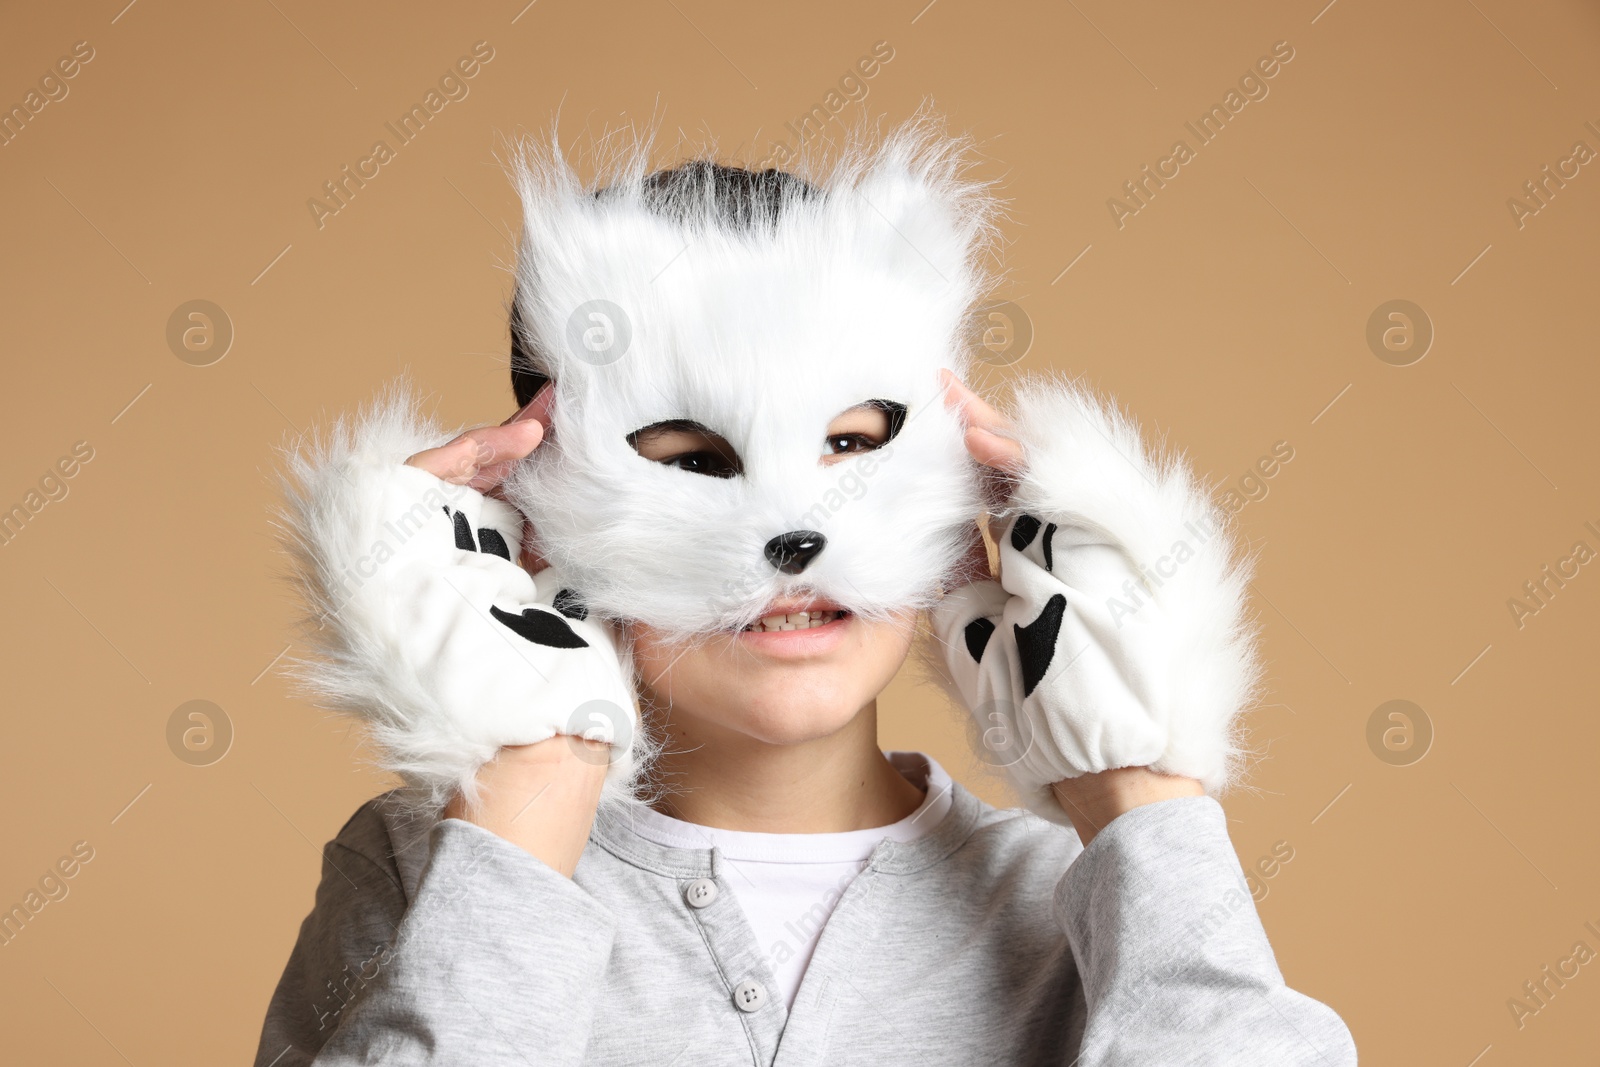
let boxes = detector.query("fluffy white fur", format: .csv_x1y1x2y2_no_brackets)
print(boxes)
1012,377,1262,792
274,379,652,814
922,373,1263,821
272,113,1002,813
499,112,998,644
272,110,1261,822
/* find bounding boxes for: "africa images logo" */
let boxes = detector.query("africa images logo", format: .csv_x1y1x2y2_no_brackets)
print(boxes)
1105,40,1296,229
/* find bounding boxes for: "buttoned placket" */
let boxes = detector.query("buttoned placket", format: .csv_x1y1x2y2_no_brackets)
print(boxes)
681,846,789,1063
586,766,983,1067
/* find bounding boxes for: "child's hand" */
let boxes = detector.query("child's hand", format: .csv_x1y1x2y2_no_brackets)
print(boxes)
443,734,612,878
939,369,1021,586
405,381,553,489
279,378,638,819
940,368,1024,479
928,375,1261,827
406,381,554,573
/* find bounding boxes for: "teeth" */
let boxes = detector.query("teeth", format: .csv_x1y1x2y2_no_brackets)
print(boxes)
743,610,844,633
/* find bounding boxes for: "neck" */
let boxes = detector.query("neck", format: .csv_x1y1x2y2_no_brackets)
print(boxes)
645,699,927,833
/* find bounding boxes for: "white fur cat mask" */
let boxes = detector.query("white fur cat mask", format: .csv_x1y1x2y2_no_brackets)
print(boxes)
499,117,1002,644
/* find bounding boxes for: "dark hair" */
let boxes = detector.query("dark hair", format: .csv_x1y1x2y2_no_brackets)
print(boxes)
510,162,822,408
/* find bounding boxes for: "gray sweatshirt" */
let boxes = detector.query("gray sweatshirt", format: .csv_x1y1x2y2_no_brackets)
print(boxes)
253,759,1356,1066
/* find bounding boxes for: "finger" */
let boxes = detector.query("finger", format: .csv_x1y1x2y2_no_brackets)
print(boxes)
940,370,1025,473
406,421,545,487
462,421,545,491
404,434,493,485
965,424,1026,475
498,383,557,569
502,380,555,430
939,369,1010,435
474,383,555,489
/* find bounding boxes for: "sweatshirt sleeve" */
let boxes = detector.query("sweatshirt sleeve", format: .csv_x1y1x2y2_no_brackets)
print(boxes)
1054,796,1357,1066
254,815,617,1067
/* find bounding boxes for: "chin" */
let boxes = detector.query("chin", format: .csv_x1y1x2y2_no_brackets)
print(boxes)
722,673,873,745
629,610,917,745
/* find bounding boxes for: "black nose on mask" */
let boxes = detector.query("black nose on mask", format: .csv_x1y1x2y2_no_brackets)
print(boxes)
764,530,827,574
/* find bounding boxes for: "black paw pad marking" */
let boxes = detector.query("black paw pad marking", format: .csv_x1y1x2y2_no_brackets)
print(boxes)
450,508,476,551
1008,513,1059,572
476,527,511,561
553,588,589,621
1011,514,1041,552
442,506,512,561
963,617,995,662
441,506,581,647
489,606,590,649
1014,594,1067,697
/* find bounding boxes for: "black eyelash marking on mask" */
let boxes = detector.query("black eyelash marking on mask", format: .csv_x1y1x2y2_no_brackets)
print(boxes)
625,418,719,448
864,399,908,442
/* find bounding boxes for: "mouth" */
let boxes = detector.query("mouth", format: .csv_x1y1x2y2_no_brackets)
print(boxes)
740,608,851,633
732,598,854,656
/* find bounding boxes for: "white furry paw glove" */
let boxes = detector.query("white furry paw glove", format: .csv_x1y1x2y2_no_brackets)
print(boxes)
276,384,640,812
931,379,1261,826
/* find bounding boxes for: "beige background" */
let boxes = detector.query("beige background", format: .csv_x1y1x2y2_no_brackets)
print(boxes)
2,1,1597,1063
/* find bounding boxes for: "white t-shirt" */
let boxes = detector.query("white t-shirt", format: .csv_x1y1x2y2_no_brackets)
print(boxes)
622,750,955,1010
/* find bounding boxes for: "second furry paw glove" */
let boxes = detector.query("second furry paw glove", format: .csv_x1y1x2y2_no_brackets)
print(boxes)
275,382,641,813
930,377,1262,825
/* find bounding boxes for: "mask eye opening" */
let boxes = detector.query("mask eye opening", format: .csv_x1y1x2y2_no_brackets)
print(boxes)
627,419,745,478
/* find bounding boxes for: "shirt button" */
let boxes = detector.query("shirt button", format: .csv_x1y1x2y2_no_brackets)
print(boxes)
732,979,767,1012
683,877,719,909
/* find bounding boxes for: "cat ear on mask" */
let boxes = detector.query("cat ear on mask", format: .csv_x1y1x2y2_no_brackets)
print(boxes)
501,107,1003,408
837,113,1002,301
